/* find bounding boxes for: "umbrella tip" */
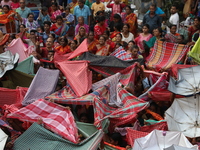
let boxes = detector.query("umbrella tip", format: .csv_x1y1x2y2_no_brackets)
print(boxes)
162,131,166,136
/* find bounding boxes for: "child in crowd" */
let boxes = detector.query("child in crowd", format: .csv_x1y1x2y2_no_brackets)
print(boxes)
37,7,51,26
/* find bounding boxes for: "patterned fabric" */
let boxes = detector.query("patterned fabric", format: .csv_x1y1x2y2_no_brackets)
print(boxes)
96,45,110,56
93,86,148,129
188,37,200,64
56,60,92,97
104,142,126,150
110,46,133,61
145,109,164,121
126,128,148,147
22,67,59,106
146,40,190,72
140,121,168,133
22,18,39,33
92,73,122,107
8,99,79,143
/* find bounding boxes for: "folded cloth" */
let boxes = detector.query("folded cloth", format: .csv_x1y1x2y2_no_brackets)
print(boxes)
22,67,59,106
0,50,19,78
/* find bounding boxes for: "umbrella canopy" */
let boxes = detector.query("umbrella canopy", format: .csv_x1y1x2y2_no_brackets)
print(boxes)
168,66,200,96
132,130,198,150
165,95,200,138
0,128,8,150
164,145,197,150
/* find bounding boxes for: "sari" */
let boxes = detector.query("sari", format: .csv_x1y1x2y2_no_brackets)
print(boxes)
55,45,71,55
121,12,138,37
94,24,106,39
95,44,110,56
110,31,120,42
0,10,16,33
88,39,98,53
164,33,180,43
69,2,78,14
50,23,69,36
50,10,62,22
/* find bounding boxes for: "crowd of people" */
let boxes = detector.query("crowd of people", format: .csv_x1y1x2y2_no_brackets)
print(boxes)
0,0,200,149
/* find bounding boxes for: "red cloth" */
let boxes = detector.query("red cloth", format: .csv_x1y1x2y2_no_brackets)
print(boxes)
7,99,79,143
57,60,92,97
94,24,106,39
126,128,148,147
171,64,197,78
140,121,168,133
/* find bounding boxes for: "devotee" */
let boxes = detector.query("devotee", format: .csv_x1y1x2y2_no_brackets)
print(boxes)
121,24,134,43
165,25,180,43
16,0,31,18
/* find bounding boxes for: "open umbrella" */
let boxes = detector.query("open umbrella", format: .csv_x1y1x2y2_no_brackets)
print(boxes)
132,130,198,150
165,95,200,138
164,145,197,150
0,128,8,150
168,66,200,96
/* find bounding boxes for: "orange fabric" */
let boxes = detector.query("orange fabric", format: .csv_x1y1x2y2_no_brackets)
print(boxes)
110,31,120,39
104,142,126,150
95,44,110,56
88,39,98,52
0,10,15,24
55,45,71,55
125,13,138,37
146,109,164,121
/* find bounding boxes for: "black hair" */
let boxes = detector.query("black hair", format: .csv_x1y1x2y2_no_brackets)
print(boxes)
96,10,104,16
132,45,139,50
19,24,26,28
64,6,71,11
41,6,48,12
150,3,157,8
113,13,122,22
96,15,105,23
114,23,122,32
169,24,177,29
116,33,123,39
123,23,130,29
56,15,63,21
44,21,51,27
78,0,85,4
104,30,110,37
154,27,162,33
38,25,44,32
51,2,58,7
99,35,106,41
171,4,178,10
178,34,184,40
125,5,132,11
194,16,200,22
30,29,37,34
88,31,94,35
115,43,122,47
71,40,78,45
60,36,68,45
48,50,55,53
49,33,56,39
128,40,135,45
27,13,34,18
110,133,123,146
143,24,150,29
2,5,10,10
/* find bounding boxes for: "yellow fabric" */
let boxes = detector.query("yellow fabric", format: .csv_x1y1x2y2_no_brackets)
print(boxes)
91,2,105,16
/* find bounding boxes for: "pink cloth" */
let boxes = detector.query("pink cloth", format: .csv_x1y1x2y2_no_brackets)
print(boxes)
1,1,12,7
8,99,79,143
57,60,92,97
6,38,33,62
10,2,20,9
135,33,153,51
75,24,89,35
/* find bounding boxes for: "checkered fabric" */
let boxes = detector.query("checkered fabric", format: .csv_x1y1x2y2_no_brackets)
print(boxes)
14,123,104,150
93,86,149,129
110,46,133,61
126,128,148,147
146,40,190,72
8,99,79,143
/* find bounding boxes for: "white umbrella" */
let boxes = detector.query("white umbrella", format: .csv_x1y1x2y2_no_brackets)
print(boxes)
168,66,200,96
164,145,197,150
165,95,200,138
132,130,198,150
0,128,8,150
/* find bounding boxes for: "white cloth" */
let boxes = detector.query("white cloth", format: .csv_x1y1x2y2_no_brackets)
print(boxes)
122,32,134,43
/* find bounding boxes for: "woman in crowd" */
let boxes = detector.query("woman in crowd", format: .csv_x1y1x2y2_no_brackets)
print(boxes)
110,23,122,42
49,2,62,22
0,5,16,33
109,14,123,32
126,40,135,53
75,16,89,36
74,26,87,44
16,24,30,47
95,35,110,56
115,33,128,49
135,24,152,58
121,5,138,37
87,31,98,53
70,40,78,51
165,25,180,43
94,15,106,39
55,36,71,55
50,15,69,37
188,17,200,42
17,13,39,33
121,24,134,43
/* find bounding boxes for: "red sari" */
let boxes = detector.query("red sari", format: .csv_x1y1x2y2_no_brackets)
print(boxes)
94,24,106,39
87,39,98,53
0,10,16,33
55,45,71,55
95,44,110,56
110,31,120,42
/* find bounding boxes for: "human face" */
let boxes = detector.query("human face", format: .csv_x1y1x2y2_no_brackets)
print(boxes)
78,2,84,8
123,25,129,32
47,52,54,60
79,28,85,36
19,0,25,8
59,39,66,46
153,29,161,37
142,26,149,34
149,6,156,14
194,18,200,26
51,5,57,11
116,34,122,42
65,9,70,15
114,0,120,4
99,36,105,45
177,36,183,44
30,32,36,38
132,48,138,56
70,41,77,50
170,6,177,14
46,38,53,48
103,32,108,39
88,32,94,40
125,7,131,14
3,7,9,14
170,26,177,34
44,24,50,32
28,15,34,22
78,17,84,25
56,19,63,25
113,18,119,23
19,25,25,32
128,42,134,49
42,10,48,16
